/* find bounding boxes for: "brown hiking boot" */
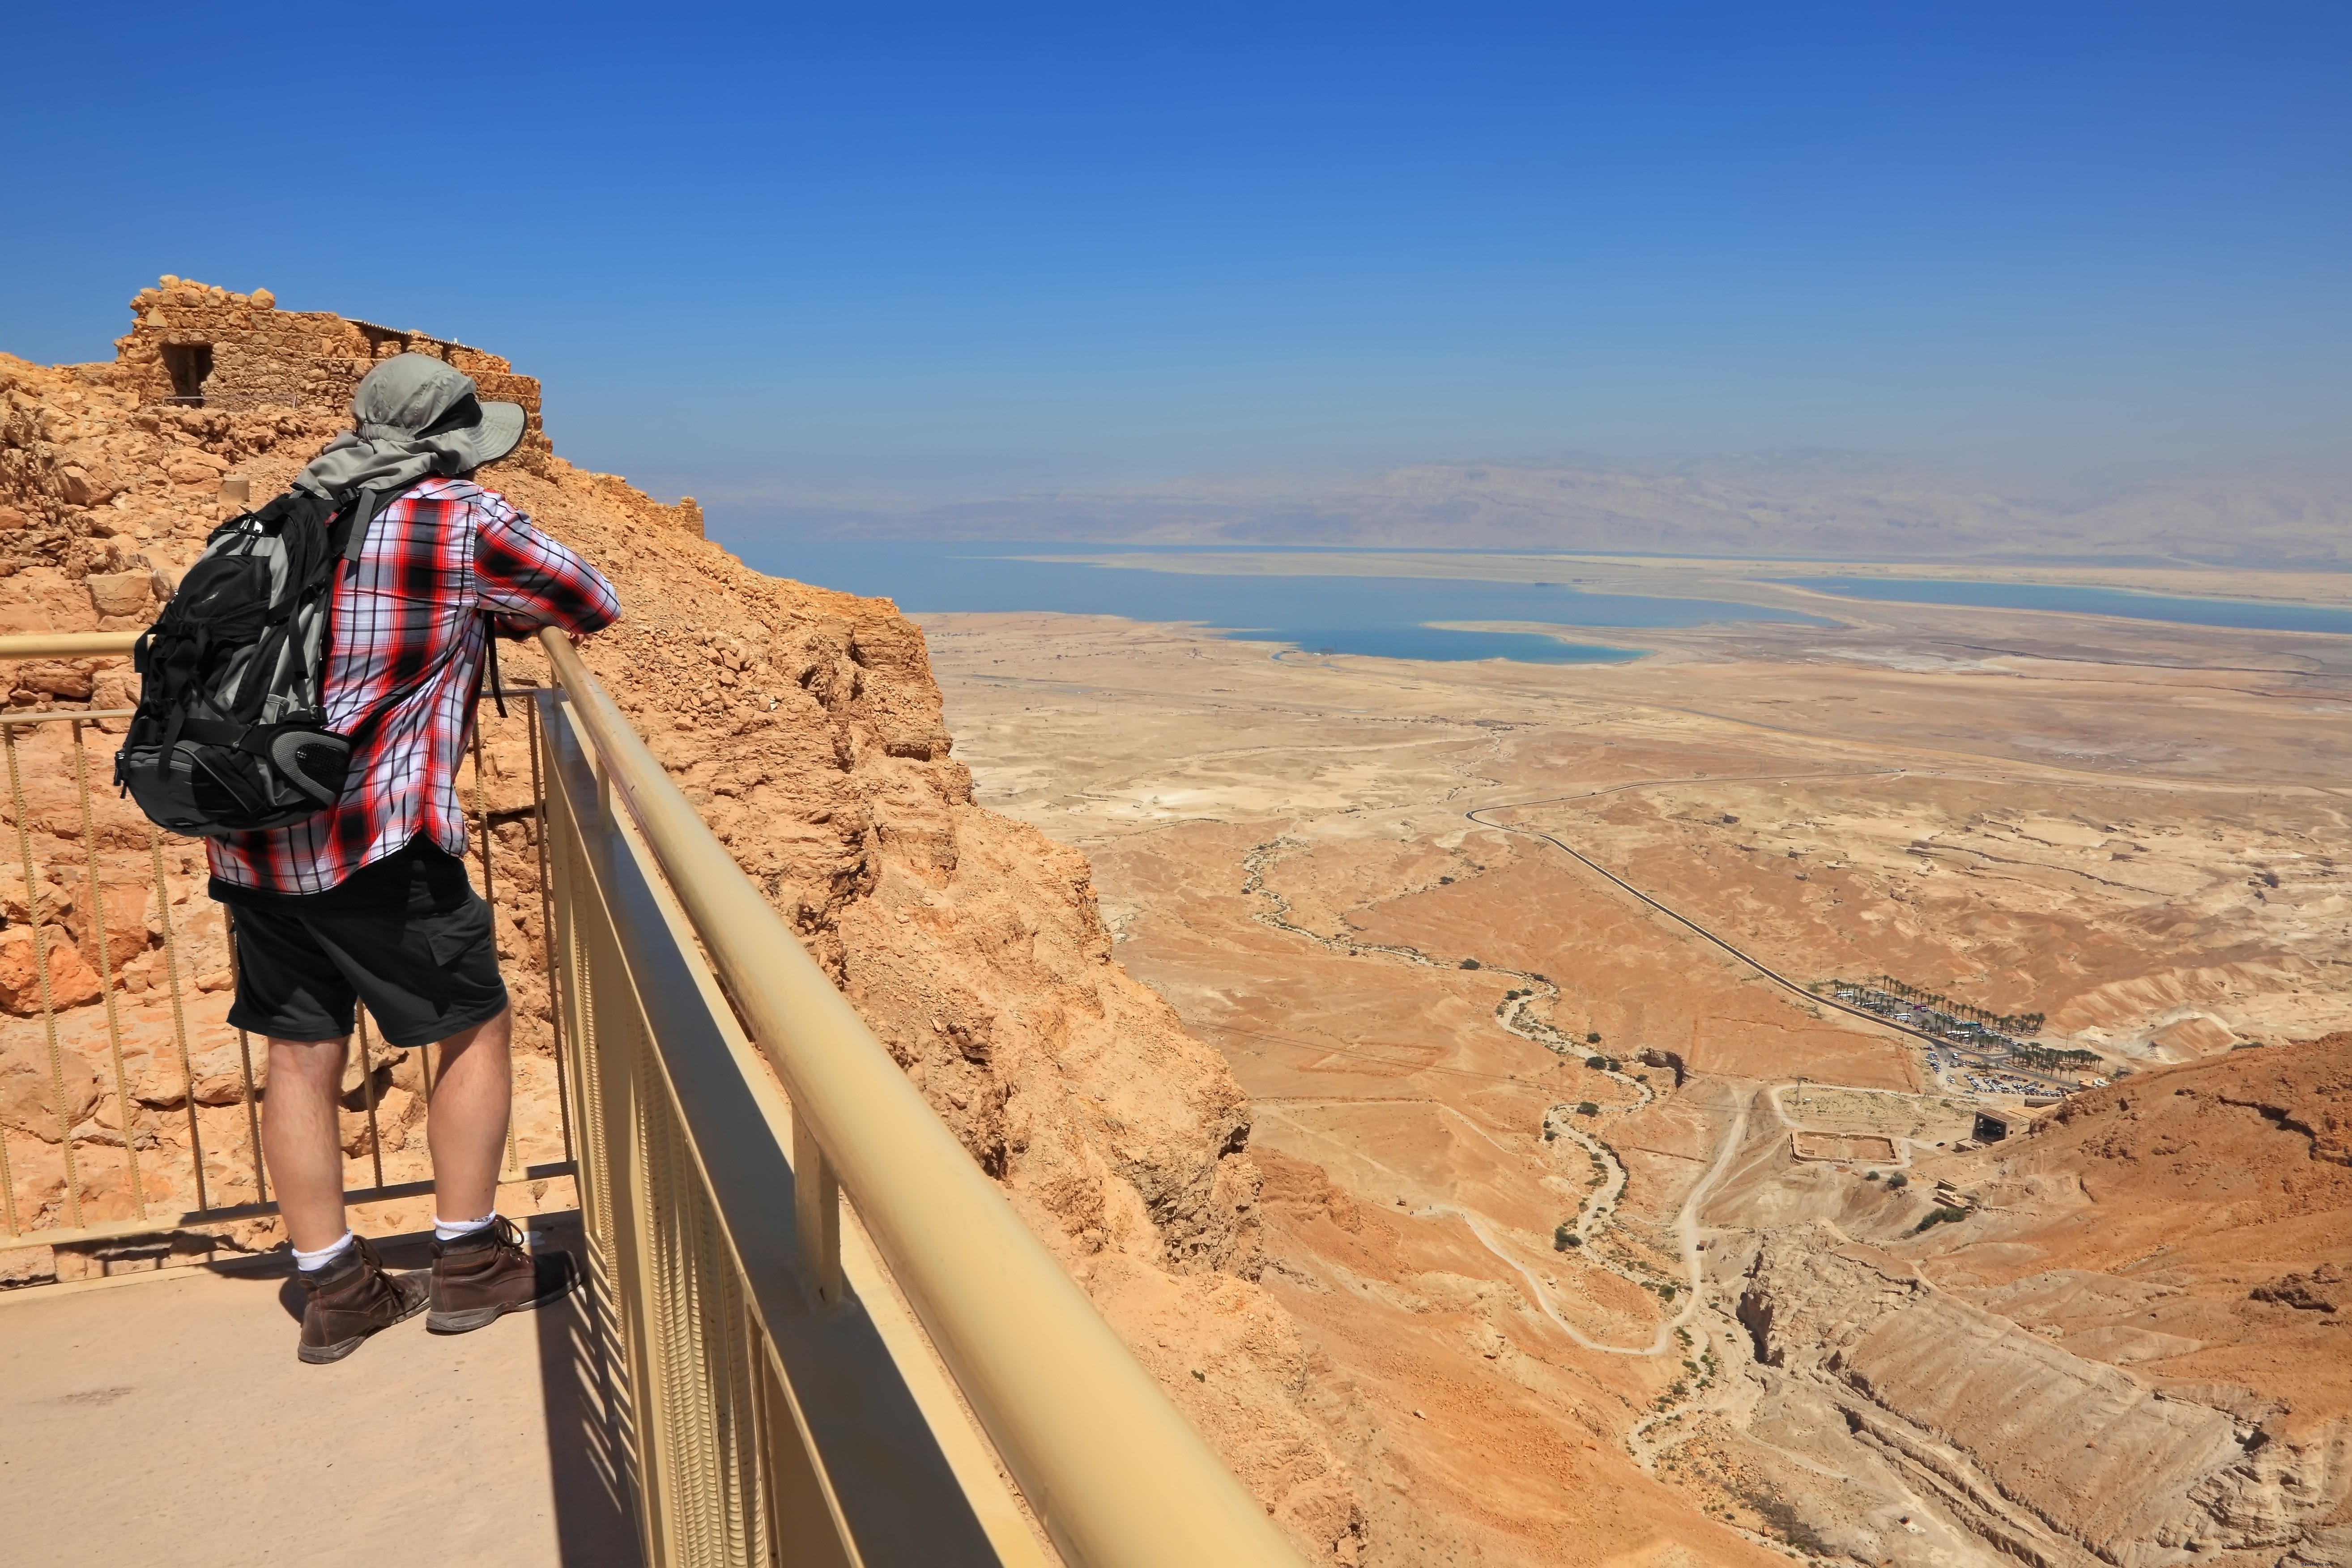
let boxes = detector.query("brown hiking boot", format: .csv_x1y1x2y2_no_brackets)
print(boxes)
298,1236,428,1364
428,1217,580,1334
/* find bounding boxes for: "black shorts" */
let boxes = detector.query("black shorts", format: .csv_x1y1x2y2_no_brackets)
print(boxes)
213,838,509,1048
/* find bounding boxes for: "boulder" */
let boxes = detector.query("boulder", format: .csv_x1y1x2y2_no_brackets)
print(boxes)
0,926,104,1014
0,1034,101,1139
83,571,153,620
186,1042,265,1110
133,1053,193,1109
12,661,94,701
2,882,71,927
57,464,120,508
67,878,152,974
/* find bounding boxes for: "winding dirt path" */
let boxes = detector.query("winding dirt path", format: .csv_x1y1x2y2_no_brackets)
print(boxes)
1238,831,1889,1475
1241,836,1749,1359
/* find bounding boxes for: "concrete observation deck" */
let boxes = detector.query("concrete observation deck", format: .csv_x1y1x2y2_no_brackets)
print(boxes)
0,1214,635,1567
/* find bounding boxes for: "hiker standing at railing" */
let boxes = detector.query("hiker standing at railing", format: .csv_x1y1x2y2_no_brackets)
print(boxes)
119,354,620,1362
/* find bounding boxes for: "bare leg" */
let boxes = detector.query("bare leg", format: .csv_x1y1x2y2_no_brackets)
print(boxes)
428,1006,513,1223
262,1036,351,1253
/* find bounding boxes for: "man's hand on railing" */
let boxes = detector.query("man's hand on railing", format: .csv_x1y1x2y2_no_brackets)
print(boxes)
489,614,598,649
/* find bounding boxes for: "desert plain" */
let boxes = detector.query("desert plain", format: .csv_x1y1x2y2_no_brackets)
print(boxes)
920,561,2352,1568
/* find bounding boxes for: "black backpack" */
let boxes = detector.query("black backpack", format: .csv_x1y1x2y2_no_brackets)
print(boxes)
115,483,412,837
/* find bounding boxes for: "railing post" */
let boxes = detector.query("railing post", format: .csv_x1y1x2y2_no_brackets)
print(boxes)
542,697,600,1238
5,723,83,1229
610,989,683,1568
541,695,668,1566
793,1108,841,1304
69,719,145,1218
528,692,576,1168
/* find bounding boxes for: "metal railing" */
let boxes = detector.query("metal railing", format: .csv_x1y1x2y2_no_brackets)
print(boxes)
0,630,567,1262
537,629,1301,1566
0,624,1303,1567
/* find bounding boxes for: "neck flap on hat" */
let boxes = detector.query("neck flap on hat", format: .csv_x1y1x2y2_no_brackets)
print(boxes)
293,354,486,500
292,428,479,500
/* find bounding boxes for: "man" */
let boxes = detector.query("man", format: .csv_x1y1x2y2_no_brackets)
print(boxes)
208,353,620,1363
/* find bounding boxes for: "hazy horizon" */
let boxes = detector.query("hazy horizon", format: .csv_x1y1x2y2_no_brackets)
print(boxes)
692,450,2352,571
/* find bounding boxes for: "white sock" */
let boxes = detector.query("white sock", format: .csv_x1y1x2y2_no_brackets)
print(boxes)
435,1211,496,1242
293,1231,356,1272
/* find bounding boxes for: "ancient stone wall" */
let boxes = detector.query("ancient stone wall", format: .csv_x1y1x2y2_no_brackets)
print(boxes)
0,276,693,637
111,275,544,432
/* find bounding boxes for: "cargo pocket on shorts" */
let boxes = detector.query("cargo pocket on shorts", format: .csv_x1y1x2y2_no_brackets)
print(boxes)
426,896,496,971
425,896,503,1017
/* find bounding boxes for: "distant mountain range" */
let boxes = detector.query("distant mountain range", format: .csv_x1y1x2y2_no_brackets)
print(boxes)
731,456,2352,567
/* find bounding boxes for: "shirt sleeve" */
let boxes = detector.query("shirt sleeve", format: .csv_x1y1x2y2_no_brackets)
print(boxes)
470,491,622,638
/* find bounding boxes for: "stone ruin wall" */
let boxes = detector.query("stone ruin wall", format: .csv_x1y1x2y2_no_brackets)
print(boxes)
112,274,546,435
0,276,702,645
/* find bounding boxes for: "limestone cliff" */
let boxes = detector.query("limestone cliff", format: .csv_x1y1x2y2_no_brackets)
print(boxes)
0,280,1361,1560
1736,1036,2352,1568
1743,1231,2284,1568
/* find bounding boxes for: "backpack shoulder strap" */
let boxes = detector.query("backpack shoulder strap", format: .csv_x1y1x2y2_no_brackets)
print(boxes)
323,478,433,571
324,487,381,568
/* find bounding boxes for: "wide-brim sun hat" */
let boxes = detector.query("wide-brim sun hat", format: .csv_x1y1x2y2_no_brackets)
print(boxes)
352,352,526,470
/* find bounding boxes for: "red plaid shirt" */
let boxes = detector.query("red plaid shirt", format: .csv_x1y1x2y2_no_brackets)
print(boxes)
207,477,620,895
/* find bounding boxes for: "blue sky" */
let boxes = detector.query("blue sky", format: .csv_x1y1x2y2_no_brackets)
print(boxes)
3,4,2344,505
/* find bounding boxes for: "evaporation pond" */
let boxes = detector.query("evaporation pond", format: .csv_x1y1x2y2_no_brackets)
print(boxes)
1785,578,2352,636
729,541,1819,664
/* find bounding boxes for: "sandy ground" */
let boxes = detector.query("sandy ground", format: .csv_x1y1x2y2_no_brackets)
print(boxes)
919,576,2352,1567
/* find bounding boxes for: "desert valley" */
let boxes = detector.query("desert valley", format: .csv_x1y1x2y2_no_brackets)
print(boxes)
917,559,2352,1568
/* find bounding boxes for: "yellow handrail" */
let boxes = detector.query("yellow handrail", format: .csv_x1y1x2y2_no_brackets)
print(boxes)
0,631,144,659
538,630,1302,1568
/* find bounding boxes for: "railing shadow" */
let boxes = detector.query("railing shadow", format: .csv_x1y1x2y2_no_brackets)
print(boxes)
529,1210,643,1567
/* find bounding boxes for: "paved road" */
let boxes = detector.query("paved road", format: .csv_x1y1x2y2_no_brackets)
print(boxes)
1464,780,1977,1060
